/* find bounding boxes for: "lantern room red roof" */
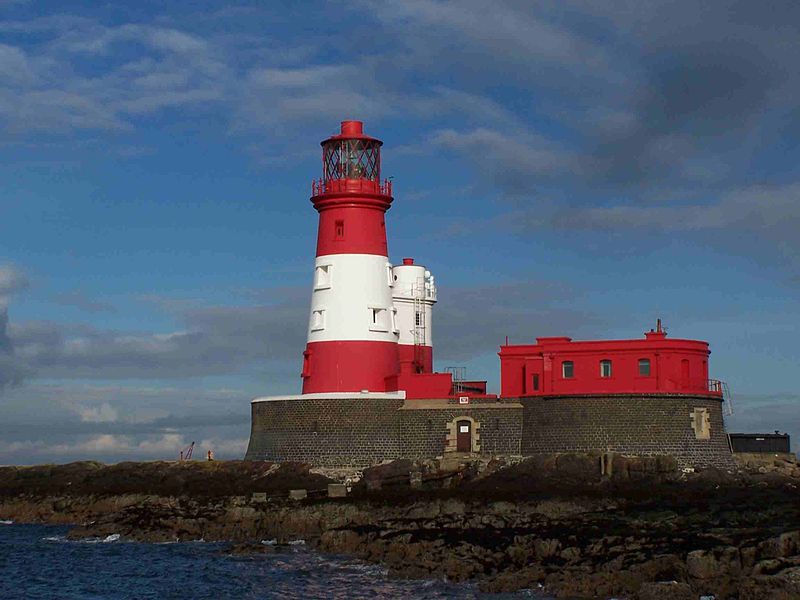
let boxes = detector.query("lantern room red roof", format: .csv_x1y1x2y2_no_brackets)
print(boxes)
320,120,383,145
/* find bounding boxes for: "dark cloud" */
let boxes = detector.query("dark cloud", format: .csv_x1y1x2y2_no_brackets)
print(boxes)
0,308,27,389
53,290,116,314
0,265,29,390
10,290,307,379
643,45,773,136
434,281,606,361
0,264,28,299
0,409,250,438
0,382,254,463
726,393,800,453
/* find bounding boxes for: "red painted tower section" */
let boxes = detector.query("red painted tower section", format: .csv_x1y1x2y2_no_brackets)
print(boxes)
301,121,400,394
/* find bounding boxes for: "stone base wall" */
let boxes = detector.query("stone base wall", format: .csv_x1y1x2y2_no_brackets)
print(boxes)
245,394,734,469
399,399,523,458
245,397,404,467
519,394,734,468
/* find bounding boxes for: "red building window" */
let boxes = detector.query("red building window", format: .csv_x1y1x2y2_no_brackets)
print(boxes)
600,359,612,378
335,220,345,239
638,358,651,376
562,361,574,378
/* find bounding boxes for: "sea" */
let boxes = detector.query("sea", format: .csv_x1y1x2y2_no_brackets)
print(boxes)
0,522,548,599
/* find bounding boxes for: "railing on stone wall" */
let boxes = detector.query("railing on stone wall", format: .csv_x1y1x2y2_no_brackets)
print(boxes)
709,379,734,415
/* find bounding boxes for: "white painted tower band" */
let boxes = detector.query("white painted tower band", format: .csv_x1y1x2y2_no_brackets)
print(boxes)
308,253,399,343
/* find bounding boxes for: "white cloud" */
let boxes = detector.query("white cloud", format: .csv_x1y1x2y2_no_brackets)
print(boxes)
0,264,28,306
136,433,186,454
0,431,253,464
199,436,249,458
77,402,119,423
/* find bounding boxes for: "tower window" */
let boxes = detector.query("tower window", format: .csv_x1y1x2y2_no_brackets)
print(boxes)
386,264,394,287
311,309,326,331
369,307,388,332
600,359,612,378
314,264,331,290
638,358,651,376
562,361,574,379
532,374,540,391
415,311,422,327
335,220,345,239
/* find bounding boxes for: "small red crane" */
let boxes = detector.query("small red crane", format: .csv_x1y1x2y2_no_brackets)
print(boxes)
179,441,195,461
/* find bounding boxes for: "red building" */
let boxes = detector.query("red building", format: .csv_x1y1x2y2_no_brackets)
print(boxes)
498,321,723,398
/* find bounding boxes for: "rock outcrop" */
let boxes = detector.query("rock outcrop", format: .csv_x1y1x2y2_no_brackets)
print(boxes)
1,453,799,599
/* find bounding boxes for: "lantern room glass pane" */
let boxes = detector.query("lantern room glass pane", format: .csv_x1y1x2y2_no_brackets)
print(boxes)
323,139,380,181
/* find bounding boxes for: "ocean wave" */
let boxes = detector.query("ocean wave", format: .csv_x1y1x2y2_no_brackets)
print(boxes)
261,539,278,545
44,533,122,544
288,539,305,546
0,519,13,525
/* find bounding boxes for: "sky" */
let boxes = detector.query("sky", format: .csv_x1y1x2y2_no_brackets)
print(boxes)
1,0,799,464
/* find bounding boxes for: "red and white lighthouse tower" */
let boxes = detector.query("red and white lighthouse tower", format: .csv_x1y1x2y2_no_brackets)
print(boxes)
301,120,400,394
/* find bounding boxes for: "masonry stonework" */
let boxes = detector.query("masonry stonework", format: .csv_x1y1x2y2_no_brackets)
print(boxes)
246,397,404,467
245,393,733,468
398,398,523,458
519,394,733,469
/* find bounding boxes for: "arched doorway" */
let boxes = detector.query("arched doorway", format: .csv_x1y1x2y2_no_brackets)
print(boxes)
456,420,472,452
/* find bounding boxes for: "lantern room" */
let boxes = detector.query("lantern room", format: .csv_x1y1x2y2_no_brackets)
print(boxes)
312,120,391,198
322,120,381,181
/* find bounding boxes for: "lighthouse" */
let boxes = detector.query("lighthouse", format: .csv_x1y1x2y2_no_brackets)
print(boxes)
301,120,400,394
247,120,733,471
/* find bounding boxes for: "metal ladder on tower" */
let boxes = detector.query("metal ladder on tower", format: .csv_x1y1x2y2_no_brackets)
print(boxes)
722,381,734,416
412,278,427,373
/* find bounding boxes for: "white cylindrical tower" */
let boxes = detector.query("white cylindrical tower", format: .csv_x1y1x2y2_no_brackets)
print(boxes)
392,257,436,374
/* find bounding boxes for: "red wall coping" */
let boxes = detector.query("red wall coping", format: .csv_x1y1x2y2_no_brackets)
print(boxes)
499,337,710,356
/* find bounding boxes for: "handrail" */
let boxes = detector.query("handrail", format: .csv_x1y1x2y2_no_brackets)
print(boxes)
312,178,392,197
707,379,724,394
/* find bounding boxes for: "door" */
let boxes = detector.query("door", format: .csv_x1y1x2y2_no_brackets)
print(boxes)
456,420,471,452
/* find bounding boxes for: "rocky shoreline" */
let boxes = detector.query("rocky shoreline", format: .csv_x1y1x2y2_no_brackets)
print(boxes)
1,453,799,599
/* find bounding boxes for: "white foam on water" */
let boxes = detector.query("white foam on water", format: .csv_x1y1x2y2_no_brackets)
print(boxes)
80,533,122,544
261,539,277,545
0,519,13,525
42,535,66,542
288,539,305,546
